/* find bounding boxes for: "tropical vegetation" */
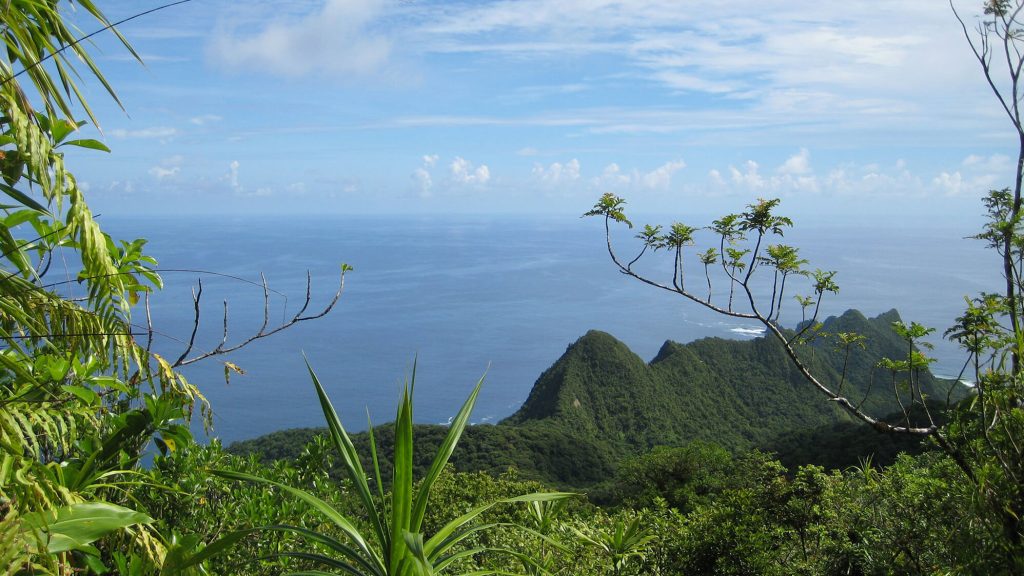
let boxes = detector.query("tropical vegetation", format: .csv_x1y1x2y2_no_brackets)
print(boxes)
1,1,1023,574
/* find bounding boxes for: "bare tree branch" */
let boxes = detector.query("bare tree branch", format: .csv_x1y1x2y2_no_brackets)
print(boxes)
173,267,347,368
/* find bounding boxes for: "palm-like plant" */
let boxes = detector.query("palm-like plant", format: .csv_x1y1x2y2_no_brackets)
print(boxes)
215,362,572,575
573,517,654,576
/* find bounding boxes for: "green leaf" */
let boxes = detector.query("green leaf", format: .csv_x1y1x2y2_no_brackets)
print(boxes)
49,118,84,144
305,358,389,554
21,502,152,554
162,528,259,574
411,373,484,534
211,468,383,571
0,181,49,215
390,384,414,574
59,138,111,152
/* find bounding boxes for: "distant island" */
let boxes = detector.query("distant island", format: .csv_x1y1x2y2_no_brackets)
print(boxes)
230,309,961,487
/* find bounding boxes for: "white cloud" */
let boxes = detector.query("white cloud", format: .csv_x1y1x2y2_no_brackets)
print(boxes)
778,148,811,175
931,153,1013,196
729,161,765,190
450,157,490,185
228,160,241,193
961,153,1012,174
190,114,223,126
592,163,631,189
591,160,686,191
533,158,580,185
722,157,821,194
149,166,180,179
932,171,965,196
412,154,440,196
221,159,273,197
107,180,136,195
708,168,726,187
641,160,686,189
710,156,938,198
412,0,981,144
210,0,391,78
148,155,184,180
107,127,178,139
413,167,433,197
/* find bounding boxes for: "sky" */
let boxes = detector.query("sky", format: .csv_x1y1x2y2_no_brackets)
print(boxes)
51,0,1022,223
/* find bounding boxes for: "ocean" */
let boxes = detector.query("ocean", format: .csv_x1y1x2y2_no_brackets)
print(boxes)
94,214,1000,444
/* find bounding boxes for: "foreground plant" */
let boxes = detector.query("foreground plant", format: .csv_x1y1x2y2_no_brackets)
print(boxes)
573,516,654,576
215,362,572,575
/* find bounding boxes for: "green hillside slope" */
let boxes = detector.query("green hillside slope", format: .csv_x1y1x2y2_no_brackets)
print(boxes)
506,309,952,453
230,309,962,486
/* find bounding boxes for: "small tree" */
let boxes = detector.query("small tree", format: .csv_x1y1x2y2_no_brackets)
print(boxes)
584,2,1024,566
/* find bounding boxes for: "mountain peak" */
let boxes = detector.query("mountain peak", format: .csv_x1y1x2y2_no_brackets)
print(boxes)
505,308,949,454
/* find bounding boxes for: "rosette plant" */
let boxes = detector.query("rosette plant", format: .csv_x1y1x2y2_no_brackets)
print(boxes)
215,362,572,575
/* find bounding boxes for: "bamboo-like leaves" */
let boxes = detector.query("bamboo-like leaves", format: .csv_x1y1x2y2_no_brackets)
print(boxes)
19,501,152,554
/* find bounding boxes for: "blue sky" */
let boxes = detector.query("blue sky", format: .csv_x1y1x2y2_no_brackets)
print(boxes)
57,0,1017,223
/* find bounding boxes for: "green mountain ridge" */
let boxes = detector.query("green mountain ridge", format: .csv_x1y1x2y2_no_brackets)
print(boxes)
505,308,947,450
229,309,960,486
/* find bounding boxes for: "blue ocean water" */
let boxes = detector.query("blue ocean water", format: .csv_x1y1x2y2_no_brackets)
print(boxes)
95,215,999,444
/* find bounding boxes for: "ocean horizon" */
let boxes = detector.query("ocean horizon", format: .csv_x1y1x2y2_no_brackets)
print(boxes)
94,214,999,444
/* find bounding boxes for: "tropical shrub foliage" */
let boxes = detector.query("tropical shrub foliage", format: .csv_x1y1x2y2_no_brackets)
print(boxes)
0,2,206,572
0,3,339,573
3,1,1024,575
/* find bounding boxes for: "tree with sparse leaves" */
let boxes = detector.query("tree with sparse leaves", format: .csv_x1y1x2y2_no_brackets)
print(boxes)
585,1,1024,568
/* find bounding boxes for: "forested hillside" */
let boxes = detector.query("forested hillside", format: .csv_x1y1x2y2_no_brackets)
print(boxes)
232,308,958,484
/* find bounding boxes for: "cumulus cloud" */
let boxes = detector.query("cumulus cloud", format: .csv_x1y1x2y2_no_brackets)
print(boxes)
223,159,273,197
450,157,490,185
411,154,439,196
592,163,632,189
641,160,686,189
210,0,391,78
722,155,819,194
709,155,932,198
532,158,580,185
932,171,965,196
413,167,433,197
931,153,1013,196
730,160,766,190
591,160,686,191
778,148,811,175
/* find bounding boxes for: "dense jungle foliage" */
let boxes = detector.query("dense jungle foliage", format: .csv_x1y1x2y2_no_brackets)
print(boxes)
1,1,1023,575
